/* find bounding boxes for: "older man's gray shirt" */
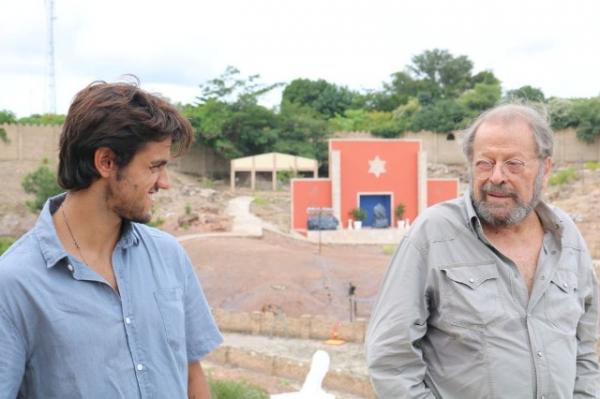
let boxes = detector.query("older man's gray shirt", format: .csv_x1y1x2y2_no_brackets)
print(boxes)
366,192,600,399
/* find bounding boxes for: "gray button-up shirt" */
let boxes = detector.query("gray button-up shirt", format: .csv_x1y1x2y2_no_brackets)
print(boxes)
366,192,600,398
0,194,223,398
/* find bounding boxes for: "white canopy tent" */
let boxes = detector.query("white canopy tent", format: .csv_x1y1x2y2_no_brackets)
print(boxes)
230,152,318,191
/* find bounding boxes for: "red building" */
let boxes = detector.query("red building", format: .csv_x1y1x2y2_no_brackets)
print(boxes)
291,138,459,233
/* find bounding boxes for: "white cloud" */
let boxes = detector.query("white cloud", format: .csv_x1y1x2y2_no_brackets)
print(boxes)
1,0,599,116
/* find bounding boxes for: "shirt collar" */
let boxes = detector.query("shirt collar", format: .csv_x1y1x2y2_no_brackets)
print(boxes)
34,193,140,269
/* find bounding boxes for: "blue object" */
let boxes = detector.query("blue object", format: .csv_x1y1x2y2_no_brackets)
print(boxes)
359,194,392,227
307,213,339,230
0,194,223,398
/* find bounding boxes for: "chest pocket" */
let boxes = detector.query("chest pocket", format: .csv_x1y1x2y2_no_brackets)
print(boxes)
440,262,500,327
154,287,186,354
544,270,582,334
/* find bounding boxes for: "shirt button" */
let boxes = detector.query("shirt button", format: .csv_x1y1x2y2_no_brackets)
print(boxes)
563,283,568,289
67,264,74,272
468,278,475,283
136,364,144,371
125,317,131,324
537,351,543,358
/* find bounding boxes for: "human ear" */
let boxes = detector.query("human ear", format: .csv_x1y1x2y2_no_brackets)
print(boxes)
94,147,118,178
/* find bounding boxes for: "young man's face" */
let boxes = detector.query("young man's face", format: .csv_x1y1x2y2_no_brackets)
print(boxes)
106,138,172,223
469,119,551,227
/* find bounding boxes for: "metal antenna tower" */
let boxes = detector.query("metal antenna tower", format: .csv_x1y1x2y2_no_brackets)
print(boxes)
46,0,57,114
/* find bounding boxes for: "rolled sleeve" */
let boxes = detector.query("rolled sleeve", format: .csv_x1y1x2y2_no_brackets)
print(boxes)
366,238,435,399
182,251,222,362
0,307,26,399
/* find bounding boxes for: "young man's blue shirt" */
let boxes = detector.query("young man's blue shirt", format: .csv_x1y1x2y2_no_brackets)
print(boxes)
0,194,222,398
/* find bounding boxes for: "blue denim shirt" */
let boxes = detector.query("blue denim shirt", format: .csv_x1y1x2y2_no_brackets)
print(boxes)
0,194,222,398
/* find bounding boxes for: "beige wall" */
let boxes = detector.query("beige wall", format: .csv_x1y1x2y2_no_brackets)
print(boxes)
0,124,61,162
347,129,600,165
0,124,229,178
3,124,600,173
212,308,367,343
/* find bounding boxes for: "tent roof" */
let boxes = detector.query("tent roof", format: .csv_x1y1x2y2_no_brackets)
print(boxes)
231,152,317,172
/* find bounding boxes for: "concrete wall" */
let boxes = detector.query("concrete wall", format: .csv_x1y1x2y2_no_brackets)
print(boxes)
347,129,600,165
0,124,229,178
169,141,229,178
212,308,367,343
0,124,61,162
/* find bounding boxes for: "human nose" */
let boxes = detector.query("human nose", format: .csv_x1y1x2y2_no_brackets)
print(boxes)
157,168,170,190
488,162,507,184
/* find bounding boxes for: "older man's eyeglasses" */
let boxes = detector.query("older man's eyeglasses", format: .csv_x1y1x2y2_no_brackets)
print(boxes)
473,159,532,180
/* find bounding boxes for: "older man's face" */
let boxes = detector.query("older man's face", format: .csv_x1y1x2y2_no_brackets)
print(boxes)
470,119,551,227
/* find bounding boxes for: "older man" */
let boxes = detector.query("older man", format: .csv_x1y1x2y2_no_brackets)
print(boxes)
366,104,600,398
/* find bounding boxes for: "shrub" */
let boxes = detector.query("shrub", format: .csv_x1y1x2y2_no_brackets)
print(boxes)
585,161,600,171
21,165,63,212
253,196,269,206
276,169,297,185
548,167,578,186
209,378,268,399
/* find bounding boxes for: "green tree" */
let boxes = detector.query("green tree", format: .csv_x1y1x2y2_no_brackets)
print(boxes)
409,49,474,99
0,109,16,124
17,113,65,125
281,79,358,118
411,99,468,133
21,164,63,212
548,97,580,130
505,85,546,103
184,67,283,158
274,101,330,163
197,65,282,104
572,97,600,143
459,82,502,113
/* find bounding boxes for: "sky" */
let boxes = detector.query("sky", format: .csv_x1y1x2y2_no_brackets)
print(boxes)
1,0,599,117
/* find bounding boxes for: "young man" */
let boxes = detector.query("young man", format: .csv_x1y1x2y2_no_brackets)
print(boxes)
0,81,222,398
366,104,600,398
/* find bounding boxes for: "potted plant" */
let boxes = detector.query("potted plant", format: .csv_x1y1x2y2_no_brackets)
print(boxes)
349,208,367,229
395,203,406,228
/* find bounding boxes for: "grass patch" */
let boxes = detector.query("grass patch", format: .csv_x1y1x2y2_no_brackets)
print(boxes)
585,161,600,171
0,236,16,256
549,167,578,186
209,378,268,399
253,196,270,206
200,178,216,189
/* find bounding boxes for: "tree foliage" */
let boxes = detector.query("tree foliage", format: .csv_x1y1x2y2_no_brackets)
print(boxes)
281,78,358,118
505,85,545,103
21,164,63,212
17,113,65,125
0,109,16,124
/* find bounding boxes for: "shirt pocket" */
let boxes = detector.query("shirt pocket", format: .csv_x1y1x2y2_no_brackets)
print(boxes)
154,287,186,353
544,270,582,335
439,262,500,327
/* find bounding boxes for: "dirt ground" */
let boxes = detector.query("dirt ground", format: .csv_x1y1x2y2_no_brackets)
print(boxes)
183,231,390,320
